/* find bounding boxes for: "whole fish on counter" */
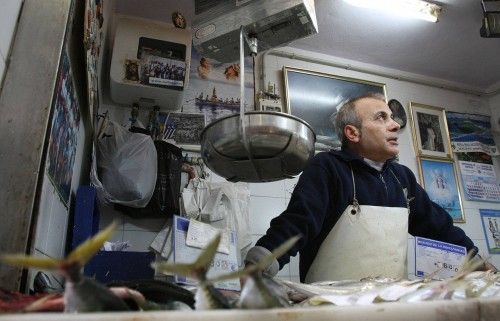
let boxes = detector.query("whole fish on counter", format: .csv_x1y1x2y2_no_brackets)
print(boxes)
153,234,232,310
212,236,301,309
1,222,132,312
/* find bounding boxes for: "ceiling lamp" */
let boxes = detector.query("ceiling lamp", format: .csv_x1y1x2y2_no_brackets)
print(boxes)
343,0,442,22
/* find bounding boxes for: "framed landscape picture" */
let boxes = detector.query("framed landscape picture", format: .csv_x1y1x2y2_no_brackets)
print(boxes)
283,66,386,151
410,102,452,160
418,157,465,223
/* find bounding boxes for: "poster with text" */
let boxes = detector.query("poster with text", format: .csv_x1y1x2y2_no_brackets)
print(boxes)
458,159,500,203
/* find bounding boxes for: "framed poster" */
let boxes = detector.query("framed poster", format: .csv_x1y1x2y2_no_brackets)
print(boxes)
446,112,499,155
157,112,206,151
46,50,81,206
418,157,465,223
283,66,386,151
479,209,500,254
410,102,452,160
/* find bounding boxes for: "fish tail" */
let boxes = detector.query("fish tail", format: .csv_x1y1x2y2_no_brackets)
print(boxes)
65,221,118,266
154,234,221,280
1,255,61,270
1,222,118,272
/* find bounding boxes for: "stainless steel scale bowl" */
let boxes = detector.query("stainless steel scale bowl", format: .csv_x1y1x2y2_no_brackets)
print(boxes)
197,3,319,182
200,111,316,182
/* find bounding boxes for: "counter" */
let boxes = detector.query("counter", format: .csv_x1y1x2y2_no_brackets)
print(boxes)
1,297,499,321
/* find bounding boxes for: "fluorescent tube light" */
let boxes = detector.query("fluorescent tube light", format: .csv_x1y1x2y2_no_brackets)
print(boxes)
343,0,442,22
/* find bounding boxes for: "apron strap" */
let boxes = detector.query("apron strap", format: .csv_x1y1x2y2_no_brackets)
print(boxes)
349,165,412,215
349,164,361,215
389,168,414,211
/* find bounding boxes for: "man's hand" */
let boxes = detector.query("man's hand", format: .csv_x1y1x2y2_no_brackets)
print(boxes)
480,261,498,272
473,254,498,272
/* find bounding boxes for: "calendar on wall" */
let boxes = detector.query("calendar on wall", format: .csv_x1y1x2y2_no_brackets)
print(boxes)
458,159,500,203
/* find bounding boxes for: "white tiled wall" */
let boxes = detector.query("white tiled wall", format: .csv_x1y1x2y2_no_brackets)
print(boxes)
0,0,22,87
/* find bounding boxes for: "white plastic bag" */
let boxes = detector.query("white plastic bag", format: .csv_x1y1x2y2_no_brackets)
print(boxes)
181,178,251,250
91,121,157,207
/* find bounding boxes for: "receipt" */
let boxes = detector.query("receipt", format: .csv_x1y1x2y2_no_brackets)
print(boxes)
186,219,230,254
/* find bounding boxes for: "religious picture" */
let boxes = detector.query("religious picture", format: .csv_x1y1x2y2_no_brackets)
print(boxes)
410,102,453,160
418,158,464,223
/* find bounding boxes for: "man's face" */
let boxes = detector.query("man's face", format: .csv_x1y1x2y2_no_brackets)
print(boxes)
353,98,401,162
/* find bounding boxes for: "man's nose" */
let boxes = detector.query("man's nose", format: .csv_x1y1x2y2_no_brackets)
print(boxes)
389,118,401,131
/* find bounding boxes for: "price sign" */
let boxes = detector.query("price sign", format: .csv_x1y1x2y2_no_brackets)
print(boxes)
415,237,467,279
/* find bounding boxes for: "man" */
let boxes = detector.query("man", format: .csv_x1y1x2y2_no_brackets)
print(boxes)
245,93,496,283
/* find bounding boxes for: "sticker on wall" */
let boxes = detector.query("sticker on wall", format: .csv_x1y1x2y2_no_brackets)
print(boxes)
124,59,140,82
172,11,187,29
46,50,81,206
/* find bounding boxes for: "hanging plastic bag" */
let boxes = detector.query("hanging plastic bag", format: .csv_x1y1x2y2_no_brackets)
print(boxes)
181,178,210,219
115,140,183,217
180,179,251,250
91,121,157,207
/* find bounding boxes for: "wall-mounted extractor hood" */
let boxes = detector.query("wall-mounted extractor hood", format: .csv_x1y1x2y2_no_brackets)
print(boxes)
192,0,318,63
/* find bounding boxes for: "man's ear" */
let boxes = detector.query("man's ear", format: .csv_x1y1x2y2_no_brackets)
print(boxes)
344,125,360,143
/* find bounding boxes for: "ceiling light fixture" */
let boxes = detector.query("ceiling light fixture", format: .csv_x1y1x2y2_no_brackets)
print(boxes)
343,0,442,23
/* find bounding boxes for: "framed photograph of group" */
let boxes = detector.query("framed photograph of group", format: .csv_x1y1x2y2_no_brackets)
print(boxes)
157,112,206,151
417,157,465,223
409,102,453,160
283,66,386,151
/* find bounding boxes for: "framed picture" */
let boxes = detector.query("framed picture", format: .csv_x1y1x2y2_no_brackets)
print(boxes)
283,66,386,151
157,112,206,151
46,50,80,207
479,209,500,254
409,102,452,159
418,157,465,223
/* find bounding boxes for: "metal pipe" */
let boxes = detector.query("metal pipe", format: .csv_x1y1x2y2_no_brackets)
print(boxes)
261,49,500,97
239,26,260,181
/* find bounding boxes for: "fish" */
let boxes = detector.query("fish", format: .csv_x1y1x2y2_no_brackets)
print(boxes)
153,233,232,310
1,222,131,312
212,236,300,309
398,251,495,303
107,279,195,310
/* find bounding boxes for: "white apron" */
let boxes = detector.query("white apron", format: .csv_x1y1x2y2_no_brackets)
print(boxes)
305,167,410,283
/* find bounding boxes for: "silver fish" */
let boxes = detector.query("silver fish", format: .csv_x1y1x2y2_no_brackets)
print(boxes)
153,234,231,310
213,236,300,309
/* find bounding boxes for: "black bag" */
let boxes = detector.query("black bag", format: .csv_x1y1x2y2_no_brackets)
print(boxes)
115,140,183,218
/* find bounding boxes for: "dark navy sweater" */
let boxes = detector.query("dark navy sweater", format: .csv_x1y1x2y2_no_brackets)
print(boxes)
255,148,477,282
